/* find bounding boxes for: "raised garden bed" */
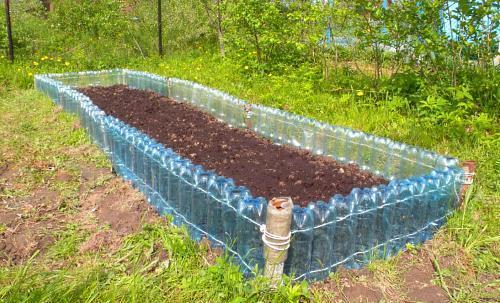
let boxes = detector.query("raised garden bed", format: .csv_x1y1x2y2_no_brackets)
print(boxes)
35,69,464,281
78,85,387,206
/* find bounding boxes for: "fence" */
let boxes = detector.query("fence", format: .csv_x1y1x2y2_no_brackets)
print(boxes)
35,69,464,281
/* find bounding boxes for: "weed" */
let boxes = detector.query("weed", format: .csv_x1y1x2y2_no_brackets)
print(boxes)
48,223,89,260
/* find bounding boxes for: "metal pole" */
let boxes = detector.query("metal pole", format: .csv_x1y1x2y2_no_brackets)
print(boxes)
158,0,163,57
5,0,14,62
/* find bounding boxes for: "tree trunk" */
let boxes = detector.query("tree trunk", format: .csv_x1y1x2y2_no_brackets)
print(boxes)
216,0,225,57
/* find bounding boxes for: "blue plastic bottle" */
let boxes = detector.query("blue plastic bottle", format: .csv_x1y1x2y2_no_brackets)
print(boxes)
284,205,314,279
222,186,250,250
308,201,336,280
352,188,377,266
236,197,267,274
330,194,355,270
207,177,235,245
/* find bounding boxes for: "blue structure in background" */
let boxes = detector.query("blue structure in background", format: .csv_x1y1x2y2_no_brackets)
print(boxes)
323,0,498,47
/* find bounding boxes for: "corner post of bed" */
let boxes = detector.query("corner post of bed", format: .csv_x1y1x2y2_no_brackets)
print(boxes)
263,197,293,286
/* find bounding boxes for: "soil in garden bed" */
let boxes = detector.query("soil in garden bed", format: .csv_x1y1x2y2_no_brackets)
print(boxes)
79,85,387,206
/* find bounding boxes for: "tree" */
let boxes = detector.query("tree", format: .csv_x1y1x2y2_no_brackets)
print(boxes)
201,0,227,56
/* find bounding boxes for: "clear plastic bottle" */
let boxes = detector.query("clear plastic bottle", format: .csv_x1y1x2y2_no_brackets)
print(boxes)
170,159,190,214
382,184,398,256
370,185,388,258
141,139,154,198
207,177,235,245
352,188,377,266
308,201,336,280
158,150,178,217
190,168,216,241
333,127,348,163
222,186,250,250
176,161,195,226
330,194,355,270
345,129,361,164
284,205,314,279
149,143,164,206
410,176,428,244
236,197,267,272
387,180,411,252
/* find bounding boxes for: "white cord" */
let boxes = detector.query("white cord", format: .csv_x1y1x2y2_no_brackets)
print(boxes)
461,172,475,185
260,224,291,251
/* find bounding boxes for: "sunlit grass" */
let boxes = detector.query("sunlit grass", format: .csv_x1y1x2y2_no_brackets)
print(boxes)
0,52,497,302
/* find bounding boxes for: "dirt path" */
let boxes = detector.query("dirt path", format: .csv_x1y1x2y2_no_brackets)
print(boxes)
79,85,387,206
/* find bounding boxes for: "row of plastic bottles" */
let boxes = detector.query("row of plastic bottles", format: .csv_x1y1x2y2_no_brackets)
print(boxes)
285,166,461,280
47,69,460,180
160,74,459,181
35,70,462,281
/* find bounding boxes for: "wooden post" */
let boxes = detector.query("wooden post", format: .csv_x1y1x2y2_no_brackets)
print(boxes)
4,0,14,63
157,0,163,57
460,160,476,207
263,197,293,286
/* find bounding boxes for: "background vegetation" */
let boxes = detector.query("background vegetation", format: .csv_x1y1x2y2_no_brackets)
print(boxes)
0,0,498,302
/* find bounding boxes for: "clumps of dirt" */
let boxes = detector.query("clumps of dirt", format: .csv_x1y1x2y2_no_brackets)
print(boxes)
78,178,161,253
311,246,455,302
0,163,163,265
0,187,61,264
79,230,121,253
79,85,388,206
312,268,384,302
78,169,163,252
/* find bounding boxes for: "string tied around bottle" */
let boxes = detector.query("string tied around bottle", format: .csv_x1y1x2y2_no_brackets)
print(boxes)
260,224,291,251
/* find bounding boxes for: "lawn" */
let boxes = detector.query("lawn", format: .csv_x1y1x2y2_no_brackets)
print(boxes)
0,0,498,301
0,70,497,301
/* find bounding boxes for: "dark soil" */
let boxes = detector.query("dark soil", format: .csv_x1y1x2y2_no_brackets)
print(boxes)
79,85,387,206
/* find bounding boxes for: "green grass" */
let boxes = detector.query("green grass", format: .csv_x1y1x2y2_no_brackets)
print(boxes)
0,89,312,302
0,223,311,303
0,51,498,301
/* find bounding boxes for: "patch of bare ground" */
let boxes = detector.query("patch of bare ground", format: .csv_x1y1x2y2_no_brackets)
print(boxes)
398,248,449,303
78,178,161,252
313,268,384,303
312,245,456,302
0,163,163,265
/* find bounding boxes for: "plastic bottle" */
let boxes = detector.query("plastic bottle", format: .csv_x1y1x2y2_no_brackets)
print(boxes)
389,179,415,251
141,139,154,198
207,177,235,245
352,188,377,266
284,205,314,279
410,176,428,244
422,173,440,240
158,149,178,216
236,197,267,273
149,143,164,205
190,168,216,241
170,159,190,214
358,134,375,172
380,184,398,257
345,129,361,164
308,201,336,280
370,185,387,258
330,194,355,270
222,186,251,250
333,127,347,163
